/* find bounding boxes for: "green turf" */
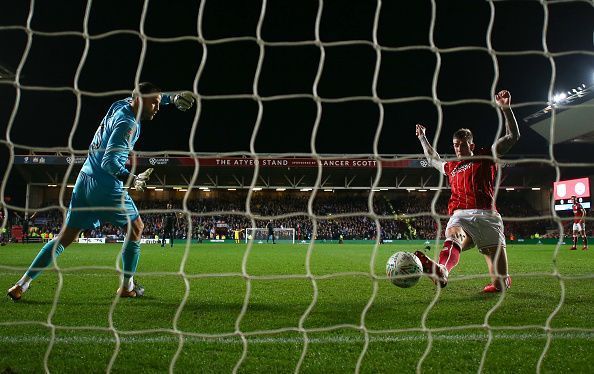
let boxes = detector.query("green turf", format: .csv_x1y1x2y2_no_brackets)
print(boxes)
1,243,593,373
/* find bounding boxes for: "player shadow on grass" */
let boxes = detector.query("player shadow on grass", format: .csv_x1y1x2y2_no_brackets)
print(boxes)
471,290,560,302
4,299,54,306
182,301,307,313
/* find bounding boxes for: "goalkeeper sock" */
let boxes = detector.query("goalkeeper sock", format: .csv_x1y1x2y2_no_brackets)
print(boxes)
125,276,135,292
24,239,65,281
16,275,33,292
121,240,141,289
439,240,461,272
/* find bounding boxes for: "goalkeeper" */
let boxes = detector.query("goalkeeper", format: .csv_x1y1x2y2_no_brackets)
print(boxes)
7,82,194,301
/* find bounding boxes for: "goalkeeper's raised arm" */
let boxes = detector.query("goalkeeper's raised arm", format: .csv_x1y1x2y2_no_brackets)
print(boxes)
83,85,194,190
83,82,162,188
165,91,195,112
416,123,446,175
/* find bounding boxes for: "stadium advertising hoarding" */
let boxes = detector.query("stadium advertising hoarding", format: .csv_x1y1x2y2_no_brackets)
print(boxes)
78,238,169,244
553,177,591,211
14,155,424,169
77,238,106,244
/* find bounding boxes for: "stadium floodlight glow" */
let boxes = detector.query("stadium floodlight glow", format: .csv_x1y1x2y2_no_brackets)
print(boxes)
47,184,57,187
418,189,427,192
553,93,567,102
429,188,439,191
380,188,389,191
147,186,156,189
201,189,210,192
300,188,312,192
531,187,541,190
253,187,262,191
199,186,209,190
178,189,188,192
155,188,164,191
227,188,237,191
173,186,182,190
67,185,75,188
276,188,286,191
406,188,415,191
372,189,380,192
323,189,333,192
505,188,515,191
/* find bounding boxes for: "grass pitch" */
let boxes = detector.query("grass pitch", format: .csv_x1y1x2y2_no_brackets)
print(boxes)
1,242,593,373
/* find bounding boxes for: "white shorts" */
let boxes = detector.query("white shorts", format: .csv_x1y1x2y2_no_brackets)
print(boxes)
446,209,506,253
573,223,585,233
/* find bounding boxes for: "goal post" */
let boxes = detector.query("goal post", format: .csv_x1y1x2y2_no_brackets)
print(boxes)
245,227,295,244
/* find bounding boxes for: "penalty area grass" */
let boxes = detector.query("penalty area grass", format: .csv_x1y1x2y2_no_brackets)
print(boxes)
1,242,593,373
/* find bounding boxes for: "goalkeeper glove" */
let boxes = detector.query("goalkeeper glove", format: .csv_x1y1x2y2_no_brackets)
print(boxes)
174,92,195,111
133,168,153,191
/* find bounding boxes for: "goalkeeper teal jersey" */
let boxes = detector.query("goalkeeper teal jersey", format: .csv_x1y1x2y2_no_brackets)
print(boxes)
80,96,171,189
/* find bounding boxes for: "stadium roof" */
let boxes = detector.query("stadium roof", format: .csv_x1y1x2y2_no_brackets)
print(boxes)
525,84,594,145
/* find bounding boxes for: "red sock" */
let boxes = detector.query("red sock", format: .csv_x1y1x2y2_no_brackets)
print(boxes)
439,240,461,272
583,236,588,247
573,236,578,247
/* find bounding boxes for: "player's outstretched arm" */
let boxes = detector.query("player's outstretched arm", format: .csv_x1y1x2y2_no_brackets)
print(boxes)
493,90,520,156
162,92,195,112
416,123,446,174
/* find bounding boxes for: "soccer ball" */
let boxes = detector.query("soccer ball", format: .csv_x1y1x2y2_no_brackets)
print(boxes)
386,251,423,288
248,234,253,240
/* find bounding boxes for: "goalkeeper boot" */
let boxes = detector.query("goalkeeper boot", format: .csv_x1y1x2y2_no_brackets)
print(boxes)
414,251,448,288
7,284,24,301
116,280,145,298
483,276,512,293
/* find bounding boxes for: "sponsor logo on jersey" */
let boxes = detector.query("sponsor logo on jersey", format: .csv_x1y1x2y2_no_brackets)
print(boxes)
450,162,472,177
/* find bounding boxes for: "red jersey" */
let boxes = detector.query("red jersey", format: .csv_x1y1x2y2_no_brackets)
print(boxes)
573,202,585,224
444,148,497,215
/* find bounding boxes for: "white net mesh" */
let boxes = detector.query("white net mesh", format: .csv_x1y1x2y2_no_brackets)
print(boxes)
1,0,594,372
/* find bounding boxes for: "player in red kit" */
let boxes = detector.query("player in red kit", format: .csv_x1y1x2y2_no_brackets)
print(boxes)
570,195,587,250
414,90,520,293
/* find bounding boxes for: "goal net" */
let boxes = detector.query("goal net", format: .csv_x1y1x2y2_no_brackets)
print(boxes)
245,228,295,244
1,0,593,373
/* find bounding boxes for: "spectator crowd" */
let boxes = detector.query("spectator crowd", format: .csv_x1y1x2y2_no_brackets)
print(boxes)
2,191,582,243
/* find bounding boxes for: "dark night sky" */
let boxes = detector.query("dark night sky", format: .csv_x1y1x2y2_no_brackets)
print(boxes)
1,0,593,162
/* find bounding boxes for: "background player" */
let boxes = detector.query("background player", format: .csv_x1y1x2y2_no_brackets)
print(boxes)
233,227,241,244
570,195,587,250
414,90,520,293
161,203,177,248
266,220,276,244
7,83,194,301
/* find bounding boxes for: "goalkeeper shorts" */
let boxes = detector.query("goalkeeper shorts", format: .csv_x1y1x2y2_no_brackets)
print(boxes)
65,172,140,230
445,209,506,253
